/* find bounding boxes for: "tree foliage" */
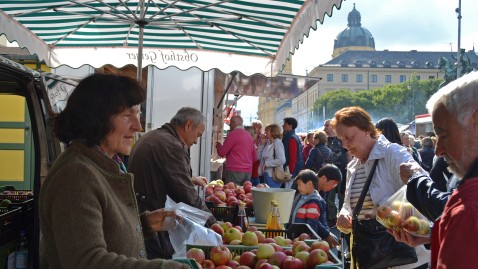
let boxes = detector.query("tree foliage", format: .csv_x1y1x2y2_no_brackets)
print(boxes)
312,79,443,124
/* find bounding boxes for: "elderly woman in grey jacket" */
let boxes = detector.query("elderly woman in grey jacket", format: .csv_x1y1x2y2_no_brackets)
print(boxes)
39,74,189,269
257,123,286,188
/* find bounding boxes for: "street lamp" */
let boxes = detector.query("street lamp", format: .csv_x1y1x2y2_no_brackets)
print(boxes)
456,0,462,78
407,79,415,120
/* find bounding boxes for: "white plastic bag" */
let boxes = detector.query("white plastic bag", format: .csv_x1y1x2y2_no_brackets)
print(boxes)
164,196,222,258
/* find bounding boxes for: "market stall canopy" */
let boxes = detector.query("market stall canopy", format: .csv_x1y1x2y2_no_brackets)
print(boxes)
0,0,343,77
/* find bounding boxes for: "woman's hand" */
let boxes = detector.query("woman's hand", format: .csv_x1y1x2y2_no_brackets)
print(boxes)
336,214,352,234
146,209,177,232
192,176,208,187
325,233,340,249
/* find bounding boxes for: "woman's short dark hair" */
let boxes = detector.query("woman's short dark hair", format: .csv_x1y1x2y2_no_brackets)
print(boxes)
318,164,342,183
375,117,402,145
296,169,319,189
54,73,145,146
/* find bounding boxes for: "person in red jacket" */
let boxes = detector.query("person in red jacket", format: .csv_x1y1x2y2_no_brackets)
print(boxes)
391,71,478,268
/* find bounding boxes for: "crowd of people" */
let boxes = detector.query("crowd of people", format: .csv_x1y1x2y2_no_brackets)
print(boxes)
39,71,478,269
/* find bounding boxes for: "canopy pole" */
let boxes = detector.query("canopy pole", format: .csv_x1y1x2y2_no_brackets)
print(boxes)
216,71,238,109
137,0,146,82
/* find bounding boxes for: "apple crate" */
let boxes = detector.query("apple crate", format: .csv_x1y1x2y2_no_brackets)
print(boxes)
0,207,22,233
0,190,34,226
260,223,320,240
206,201,254,223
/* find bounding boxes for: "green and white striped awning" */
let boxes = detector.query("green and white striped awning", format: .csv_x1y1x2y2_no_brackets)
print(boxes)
0,0,343,76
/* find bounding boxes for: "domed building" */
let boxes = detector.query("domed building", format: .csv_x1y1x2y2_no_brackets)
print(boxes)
332,4,375,58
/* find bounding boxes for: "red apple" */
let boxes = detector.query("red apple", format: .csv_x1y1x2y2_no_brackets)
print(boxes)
214,190,227,202
310,240,330,253
254,259,268,269
377,205,392,219
234,226,243,233
239,251,257,268
237,266,252,269
202,259,216,269
246,225,258,232
402,216,421,233
244,185,253,194
221,222,233,231
187,247,206,264
236,187,245,195
227,260,240,269
256,184,265,188
211,223,224,236
386,210,402,227
263,238,275,244
283,249,294,256
298,233,310,241
418,219,431,235
269,243,283,252
308,249,328,267
268,251,287,267
258,263,274,269
253,231,266,243
292,241,308,254
210,246,232,266
227,196,238,204
226,182,236,189
282,256,302,269
243,181,253,187
215,266,233,269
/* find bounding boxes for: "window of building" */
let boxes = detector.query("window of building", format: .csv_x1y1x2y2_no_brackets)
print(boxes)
385,75,392,83
355,61,362,67
428,76,435,79
327,74,333,82
340,60,348,67
412,61,420,68
426,62,434,68
356,74,363,82
371,74,377,82
397,61,405,68
415,75,421,80
383,61,391,68
399,75,406,82
341,74,348,82
369,61,377,68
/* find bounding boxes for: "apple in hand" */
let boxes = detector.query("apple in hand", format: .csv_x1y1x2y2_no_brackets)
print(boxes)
308,249,328,267
402,216,420,233
187,248,206,264
377,205,392,219
224,227,243,244
386,210,402,227
418,219,431,235
210,246,232,266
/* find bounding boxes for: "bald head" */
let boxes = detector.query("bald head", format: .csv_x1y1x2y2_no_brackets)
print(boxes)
230,115,244,130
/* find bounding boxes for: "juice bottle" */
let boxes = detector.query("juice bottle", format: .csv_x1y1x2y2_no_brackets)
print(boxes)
266,201,284,230
265,200,276,229
233,201,249,231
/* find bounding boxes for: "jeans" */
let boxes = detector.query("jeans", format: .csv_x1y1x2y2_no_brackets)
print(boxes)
263,172,283,188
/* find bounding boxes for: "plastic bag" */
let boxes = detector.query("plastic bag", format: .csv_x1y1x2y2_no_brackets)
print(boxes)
376,185,431,237
164,196,222,258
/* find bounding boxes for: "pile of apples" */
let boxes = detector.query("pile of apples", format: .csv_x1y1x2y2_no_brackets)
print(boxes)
187,224,335,269
205,180,266,208
376,201,431,236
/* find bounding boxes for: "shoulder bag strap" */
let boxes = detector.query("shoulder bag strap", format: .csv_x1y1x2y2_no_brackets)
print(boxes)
352,159,379,220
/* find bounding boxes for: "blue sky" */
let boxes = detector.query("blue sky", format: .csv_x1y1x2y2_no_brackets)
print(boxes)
292,0,478,75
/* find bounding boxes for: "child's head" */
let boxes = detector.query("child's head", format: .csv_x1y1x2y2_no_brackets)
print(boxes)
317,164,342,192
296,169,318,195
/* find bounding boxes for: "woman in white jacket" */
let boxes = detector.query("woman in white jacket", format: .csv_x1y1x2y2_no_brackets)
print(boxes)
333,106,429,269
257,123,286,188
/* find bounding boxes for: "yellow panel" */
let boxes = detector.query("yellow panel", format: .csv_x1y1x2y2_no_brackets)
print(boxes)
0,95,25,122
0,129,24,143
0,150,24,181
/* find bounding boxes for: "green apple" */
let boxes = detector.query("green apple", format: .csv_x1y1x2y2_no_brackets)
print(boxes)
256,243,275,259
242,231,259,246
273,235,287,246
224,227,242,244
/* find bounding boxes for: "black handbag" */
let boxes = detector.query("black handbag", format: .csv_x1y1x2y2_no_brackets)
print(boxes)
351,159,418,269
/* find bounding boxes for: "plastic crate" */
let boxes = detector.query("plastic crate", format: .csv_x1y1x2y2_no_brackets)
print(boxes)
0,190,34,225
172,258,201,269
206,202,254,223
259,223,320,239
0,207,22,233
